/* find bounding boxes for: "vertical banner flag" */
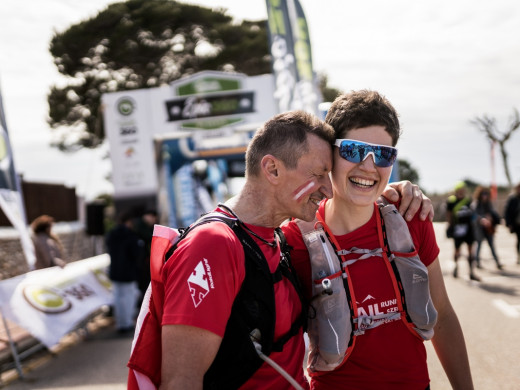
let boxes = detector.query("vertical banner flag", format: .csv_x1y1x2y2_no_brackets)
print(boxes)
265,0,320,115
0,78,35,268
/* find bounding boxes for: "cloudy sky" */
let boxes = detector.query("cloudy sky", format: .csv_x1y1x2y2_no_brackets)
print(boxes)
0,0,519,201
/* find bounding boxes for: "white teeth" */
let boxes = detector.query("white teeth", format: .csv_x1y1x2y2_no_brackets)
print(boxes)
310,198,321,206
350,177,375,187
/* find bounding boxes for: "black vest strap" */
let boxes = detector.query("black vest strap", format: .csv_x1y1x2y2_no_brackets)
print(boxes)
188,213,305,389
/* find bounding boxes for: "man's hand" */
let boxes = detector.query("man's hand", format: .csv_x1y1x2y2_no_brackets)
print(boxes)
381,181,434,222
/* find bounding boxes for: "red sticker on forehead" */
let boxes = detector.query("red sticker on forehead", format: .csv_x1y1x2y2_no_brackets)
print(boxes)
292,180,316,201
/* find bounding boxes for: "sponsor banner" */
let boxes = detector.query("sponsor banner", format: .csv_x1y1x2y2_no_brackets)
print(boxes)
291,0,320,113
165,92,255,122
172,164,198,227
0,79,35,268
0,255,113,348
265,0,320,115
102,90,159,198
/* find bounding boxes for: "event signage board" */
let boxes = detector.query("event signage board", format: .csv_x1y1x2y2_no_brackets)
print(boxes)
0,255,112,348
102,89,160,198
102,72,276,200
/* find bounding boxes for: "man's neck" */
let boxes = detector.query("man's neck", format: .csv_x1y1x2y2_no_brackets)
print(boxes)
223,182,284,228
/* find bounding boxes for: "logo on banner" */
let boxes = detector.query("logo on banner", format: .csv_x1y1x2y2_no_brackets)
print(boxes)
23,285,72,314
125,146,136,158
120,126,137,136
117,97,136,116
93,269,112,291
187,259,214,307
165,92,255,122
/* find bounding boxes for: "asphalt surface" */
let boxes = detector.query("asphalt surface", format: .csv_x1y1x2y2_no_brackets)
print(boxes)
1,222,519,389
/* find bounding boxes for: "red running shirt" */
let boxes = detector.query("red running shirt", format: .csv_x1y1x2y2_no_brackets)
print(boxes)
162,216,308,390
282,201,439,390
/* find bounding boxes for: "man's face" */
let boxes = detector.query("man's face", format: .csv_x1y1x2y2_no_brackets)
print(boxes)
455,187,466,199
280,134,333,222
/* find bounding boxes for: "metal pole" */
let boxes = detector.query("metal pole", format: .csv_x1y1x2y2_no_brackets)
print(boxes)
0,306,25,379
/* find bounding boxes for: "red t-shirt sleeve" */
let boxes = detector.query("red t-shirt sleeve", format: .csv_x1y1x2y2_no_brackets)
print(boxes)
405,206,440,267
161,222,245,337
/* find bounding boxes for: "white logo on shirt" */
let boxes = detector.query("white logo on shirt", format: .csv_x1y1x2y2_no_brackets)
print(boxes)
188,260,210,307
413,273,427,283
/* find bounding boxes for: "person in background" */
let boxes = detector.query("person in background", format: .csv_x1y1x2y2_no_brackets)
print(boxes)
30,214,66,269
106,210,144,334
504,182,520,264
446,181,480,281
282,90,473,390
133,209,158,305
472,186,503,270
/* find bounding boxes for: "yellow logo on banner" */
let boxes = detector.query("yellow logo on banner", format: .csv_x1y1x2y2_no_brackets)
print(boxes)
23,285,72,314
93,269,112,291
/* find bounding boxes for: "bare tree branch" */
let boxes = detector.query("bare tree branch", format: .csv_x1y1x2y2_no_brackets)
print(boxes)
471,108,520,190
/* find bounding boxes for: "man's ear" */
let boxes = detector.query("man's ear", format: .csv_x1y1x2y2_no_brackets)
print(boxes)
261,154,282,184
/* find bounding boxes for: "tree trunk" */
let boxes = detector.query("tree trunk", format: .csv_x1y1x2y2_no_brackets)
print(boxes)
498,140,512,190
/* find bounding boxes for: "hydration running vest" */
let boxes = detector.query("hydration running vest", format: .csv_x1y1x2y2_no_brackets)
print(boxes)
128,209,306,389
295,199,438,374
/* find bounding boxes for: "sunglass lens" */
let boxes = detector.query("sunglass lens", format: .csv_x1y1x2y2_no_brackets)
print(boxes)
374,146,397,167
339,141,397,167
339,142,361,163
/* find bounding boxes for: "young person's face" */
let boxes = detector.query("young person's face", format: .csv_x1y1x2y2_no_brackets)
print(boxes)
331,126,395,208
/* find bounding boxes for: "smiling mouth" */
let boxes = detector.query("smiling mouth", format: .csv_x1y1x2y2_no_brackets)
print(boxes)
310,197,321,206
350,177,376,188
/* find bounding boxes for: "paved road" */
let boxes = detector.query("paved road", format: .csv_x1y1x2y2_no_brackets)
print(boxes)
426,223,520,390
2,223,520,389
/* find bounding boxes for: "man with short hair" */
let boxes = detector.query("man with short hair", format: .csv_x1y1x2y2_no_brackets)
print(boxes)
128,110,432,390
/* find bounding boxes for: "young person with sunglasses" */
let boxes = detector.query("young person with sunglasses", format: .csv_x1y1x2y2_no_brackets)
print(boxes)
282,91,474,390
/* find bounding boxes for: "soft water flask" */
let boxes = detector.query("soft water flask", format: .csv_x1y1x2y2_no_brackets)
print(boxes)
316,277,347,365
381,206,414,252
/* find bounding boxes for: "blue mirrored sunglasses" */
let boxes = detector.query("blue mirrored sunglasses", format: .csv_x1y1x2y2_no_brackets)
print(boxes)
334,139,398,167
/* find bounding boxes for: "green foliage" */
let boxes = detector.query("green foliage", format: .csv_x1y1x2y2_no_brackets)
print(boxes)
47,0,271,151
398,158,420,184
318,72,342,103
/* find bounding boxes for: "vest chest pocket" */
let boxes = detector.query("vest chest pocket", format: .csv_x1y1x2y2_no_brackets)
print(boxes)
300,228,352,372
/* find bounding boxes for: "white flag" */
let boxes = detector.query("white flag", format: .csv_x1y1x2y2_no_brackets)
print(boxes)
0,78,36,268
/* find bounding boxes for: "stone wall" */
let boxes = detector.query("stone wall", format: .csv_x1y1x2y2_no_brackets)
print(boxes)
0,222,104,280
